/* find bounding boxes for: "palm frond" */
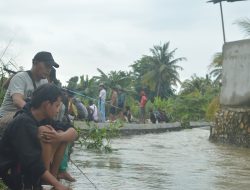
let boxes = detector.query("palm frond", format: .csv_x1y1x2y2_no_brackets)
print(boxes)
235,18,250,37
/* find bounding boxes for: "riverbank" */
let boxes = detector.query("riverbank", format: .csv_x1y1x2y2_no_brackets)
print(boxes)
74,121,213,135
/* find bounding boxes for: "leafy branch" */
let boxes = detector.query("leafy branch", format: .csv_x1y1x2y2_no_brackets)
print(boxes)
76,120,122,153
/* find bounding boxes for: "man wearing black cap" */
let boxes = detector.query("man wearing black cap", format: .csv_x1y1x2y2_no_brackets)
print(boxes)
0,51,59,118
0,51,77,182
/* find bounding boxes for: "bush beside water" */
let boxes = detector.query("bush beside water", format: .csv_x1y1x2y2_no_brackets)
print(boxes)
76,120,121,152
0,179,7,190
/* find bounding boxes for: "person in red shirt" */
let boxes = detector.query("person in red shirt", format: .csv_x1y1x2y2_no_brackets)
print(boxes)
139,90,147,124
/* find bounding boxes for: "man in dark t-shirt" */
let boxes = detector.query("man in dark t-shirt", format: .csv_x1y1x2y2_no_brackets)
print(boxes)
0,84,75,190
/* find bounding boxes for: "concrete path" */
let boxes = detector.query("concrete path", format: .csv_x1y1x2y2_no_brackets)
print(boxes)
74,121,213,135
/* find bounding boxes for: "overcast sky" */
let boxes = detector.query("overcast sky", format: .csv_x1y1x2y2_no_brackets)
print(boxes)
1,0,250,86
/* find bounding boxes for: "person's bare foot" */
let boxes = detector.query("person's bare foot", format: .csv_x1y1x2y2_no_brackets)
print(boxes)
58,171,76,182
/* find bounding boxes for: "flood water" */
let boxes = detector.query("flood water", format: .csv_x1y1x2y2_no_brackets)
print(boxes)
66,128,250,190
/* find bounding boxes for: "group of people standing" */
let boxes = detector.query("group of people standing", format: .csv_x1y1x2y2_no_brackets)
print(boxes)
97,83,128,123
67,95,98,122
65,83,137,124
97,84,147,124
64,83,122,123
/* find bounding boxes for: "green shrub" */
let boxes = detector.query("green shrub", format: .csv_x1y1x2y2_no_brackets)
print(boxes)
126,96,139,118
206,96,220,121
153,96,169,112
77,120,121,152
0,179,7,190
165,91,209,122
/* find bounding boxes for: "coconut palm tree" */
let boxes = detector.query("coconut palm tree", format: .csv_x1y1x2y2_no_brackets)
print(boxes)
66,76,79,90
180,74,213,95
132,42,185,98
78,75,99,98
235,17,250,37
208,52,223,84
94,68,132,89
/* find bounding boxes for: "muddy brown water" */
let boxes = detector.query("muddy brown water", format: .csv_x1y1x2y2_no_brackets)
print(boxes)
65,128,250,190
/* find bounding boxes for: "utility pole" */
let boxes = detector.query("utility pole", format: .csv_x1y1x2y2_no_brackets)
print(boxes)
207,0,248,44
219,2,226,43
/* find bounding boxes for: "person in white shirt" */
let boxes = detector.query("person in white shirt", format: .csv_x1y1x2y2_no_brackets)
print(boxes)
88,100,98,122
98,83,106,122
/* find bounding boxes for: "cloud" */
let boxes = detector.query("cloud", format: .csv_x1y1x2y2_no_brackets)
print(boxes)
0,0,249,85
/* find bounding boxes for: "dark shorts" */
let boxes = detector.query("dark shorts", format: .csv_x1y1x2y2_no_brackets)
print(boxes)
140,107,145,116
117,104,124,113
118,103,124,109
110,106,116,114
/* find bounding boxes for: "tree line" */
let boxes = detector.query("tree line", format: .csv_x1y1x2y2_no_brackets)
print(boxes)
1,18,249,123
0,42,225,124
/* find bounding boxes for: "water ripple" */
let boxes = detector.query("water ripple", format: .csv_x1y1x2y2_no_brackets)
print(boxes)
68,128,250,190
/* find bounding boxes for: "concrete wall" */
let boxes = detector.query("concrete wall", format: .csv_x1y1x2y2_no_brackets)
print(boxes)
211,39,250,147
210,107,250,147
220,39,250,106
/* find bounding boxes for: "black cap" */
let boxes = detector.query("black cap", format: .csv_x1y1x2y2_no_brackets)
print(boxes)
33,51,59,68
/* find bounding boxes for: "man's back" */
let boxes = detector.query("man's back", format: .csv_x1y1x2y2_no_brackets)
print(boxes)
111,90,118,106
76,101,88,119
